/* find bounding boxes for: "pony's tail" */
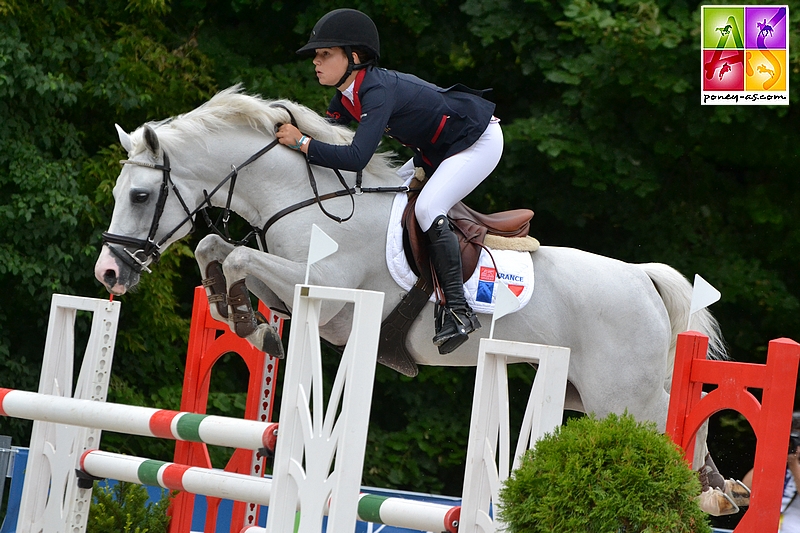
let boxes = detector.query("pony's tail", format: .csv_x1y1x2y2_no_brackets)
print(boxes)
638,263,728,382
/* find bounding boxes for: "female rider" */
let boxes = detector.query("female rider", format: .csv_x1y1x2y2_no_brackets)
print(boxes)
276,8,503,355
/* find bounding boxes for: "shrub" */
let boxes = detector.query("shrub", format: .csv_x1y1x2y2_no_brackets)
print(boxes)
87,481,172,533
498,412,711,533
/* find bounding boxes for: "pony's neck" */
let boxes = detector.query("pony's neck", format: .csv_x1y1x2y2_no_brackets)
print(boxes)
176,126,402,234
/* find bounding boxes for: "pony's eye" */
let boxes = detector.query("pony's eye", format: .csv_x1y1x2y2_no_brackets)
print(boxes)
130,190,150,204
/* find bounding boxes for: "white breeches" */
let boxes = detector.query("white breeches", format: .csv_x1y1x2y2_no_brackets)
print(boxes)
412,120,504,232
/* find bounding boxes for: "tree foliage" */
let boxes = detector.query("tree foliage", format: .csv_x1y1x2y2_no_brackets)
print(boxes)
87,482,172,533
0,0,798,521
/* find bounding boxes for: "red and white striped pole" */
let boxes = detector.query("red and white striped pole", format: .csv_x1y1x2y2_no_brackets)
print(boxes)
81,450,272,505
0,388,277,451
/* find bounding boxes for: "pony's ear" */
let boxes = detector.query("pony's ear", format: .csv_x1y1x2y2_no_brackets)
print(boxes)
143,124,161,157
115,124,132,153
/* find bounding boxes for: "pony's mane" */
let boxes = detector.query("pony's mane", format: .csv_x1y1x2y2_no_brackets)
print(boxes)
128,85,399,179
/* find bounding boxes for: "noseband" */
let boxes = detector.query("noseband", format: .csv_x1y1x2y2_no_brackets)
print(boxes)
102,152,179,274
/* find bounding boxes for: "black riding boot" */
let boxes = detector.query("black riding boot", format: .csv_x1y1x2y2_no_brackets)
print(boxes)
426,215,481,354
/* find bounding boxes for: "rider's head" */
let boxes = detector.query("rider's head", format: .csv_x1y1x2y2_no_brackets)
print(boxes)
296,9,380,87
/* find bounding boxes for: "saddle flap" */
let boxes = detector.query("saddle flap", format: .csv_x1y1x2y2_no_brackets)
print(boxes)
401,194,533,283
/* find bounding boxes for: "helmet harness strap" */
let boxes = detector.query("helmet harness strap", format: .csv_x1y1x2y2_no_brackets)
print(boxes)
335,45,374,88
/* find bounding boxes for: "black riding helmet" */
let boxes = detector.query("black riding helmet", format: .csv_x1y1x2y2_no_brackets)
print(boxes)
296,8,380,86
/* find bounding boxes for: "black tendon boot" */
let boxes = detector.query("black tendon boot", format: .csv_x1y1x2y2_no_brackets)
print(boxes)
426,215,481,354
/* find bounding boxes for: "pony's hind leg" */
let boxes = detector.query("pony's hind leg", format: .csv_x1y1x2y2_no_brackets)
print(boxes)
195,235,236,323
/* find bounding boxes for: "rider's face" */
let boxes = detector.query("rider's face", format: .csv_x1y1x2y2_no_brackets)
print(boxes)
312,47,350,87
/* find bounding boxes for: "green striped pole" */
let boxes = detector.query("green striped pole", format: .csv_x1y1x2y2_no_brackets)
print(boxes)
81,451,272,505
356,493,461,533
0,388,277,451
240,494,461,533
81,450,460,533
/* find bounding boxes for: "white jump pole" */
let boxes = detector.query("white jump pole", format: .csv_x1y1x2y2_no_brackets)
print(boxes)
80,450,273,505
0,388,278,450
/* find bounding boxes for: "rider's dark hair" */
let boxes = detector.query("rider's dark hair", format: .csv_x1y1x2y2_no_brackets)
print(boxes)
351,46,377,67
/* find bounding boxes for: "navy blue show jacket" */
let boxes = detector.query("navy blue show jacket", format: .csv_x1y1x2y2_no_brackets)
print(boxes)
306,67,496,176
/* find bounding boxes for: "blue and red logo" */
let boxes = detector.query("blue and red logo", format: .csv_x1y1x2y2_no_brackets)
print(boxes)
476,267,524,304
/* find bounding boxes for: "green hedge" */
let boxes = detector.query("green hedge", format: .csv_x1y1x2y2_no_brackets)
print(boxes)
499,412,711,533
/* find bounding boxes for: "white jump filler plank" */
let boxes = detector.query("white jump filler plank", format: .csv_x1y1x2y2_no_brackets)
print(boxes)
266,285,384,533
459,338,570,533
16,294,120,533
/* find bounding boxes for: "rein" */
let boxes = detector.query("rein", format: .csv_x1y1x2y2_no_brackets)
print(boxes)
103,105,412,272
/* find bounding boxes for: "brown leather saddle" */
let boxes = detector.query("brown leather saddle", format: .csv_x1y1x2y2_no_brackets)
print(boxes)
377,191,533,377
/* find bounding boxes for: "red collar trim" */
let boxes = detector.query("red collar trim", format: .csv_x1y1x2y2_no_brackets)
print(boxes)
340,69,367,122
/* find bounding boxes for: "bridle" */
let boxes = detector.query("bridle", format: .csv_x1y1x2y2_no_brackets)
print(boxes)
102,106,413,275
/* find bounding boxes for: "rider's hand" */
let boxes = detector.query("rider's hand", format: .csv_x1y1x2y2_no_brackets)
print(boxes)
789,449,800,486
276,124,310,153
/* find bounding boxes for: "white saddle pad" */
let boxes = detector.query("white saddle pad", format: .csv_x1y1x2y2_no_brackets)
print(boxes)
385,188,534,315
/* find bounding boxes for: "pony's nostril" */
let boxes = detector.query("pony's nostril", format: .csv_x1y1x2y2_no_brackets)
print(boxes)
103,269,118,287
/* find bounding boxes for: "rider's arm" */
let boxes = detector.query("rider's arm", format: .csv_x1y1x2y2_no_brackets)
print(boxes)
306,84,393,172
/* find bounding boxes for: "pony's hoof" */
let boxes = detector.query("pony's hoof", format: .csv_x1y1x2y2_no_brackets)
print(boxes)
724,478,751,507
249,323,284,359
696,487,739,516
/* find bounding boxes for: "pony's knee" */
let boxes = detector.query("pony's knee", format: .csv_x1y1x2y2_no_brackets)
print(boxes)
195,234,234,264
222,246,252,280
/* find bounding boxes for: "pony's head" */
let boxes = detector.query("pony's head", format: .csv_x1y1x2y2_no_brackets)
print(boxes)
94,121,199,294
95,86,399,295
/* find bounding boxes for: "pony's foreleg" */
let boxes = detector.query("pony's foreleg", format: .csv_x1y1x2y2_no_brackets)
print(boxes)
194,236,285,358
194,235,236,323
220,245,323,359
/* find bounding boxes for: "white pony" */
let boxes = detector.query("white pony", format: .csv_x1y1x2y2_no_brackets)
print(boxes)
94,87,743,513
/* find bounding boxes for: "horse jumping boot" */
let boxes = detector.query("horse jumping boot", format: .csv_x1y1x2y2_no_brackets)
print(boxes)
228,279,258,337
202,260,228,319
227,278,285,359
426,215,480,354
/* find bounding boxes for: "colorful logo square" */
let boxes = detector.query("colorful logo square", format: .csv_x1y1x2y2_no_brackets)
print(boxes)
746,49,787,91
702,7,744,49
703,50,744,91
745,6,788,49
701,5,789,105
